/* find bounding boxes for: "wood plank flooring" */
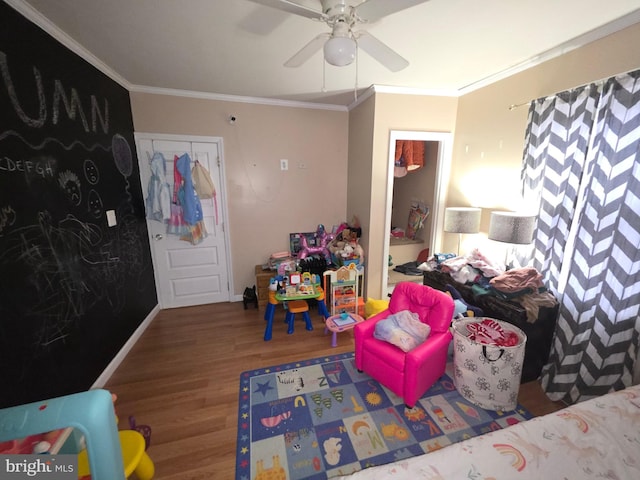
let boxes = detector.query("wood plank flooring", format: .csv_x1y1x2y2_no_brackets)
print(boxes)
104,302,565,480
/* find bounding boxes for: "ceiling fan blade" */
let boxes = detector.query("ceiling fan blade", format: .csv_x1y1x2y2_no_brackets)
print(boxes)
246,0,324,20
238,6,287,36
355,31,409,72
355,0,430,23
284,33,330,67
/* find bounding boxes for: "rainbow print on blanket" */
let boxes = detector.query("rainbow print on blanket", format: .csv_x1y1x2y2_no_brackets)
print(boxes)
235,352,533,479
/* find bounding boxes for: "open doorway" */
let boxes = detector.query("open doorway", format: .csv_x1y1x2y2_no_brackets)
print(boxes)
381,131,453,296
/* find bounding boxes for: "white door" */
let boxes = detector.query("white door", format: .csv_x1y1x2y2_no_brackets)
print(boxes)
135,134,230,308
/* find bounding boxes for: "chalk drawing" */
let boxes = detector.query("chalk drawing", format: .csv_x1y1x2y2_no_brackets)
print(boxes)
0,130,110,153
83,158,99,184
58,170,82,206
112,133,134,207
112,134,132,177
87,189,103,219
0,208,146,351
0,205,16,235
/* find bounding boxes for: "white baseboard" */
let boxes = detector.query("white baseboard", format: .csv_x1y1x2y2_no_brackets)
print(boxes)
91,304,161,389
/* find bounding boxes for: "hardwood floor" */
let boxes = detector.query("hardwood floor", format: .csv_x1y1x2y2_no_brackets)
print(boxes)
105,302,565,480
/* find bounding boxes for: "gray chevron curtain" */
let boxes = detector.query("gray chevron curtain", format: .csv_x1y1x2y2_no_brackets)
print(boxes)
521,69,640,404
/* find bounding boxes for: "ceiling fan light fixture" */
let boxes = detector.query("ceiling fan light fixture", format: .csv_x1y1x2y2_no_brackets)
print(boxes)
323,36,356,66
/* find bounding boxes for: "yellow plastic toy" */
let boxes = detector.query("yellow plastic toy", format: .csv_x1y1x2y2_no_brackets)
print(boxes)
78,430,155,480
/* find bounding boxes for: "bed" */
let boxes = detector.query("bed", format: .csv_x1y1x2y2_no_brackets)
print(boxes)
337,383,640,479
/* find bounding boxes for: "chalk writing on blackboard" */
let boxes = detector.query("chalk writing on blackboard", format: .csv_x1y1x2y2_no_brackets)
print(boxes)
0,205,16,234
0,51,46,128
0,153,55,178
1,50,109,134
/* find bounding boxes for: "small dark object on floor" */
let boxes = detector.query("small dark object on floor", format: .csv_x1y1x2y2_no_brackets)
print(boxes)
243,285,258,309
129,415,152,450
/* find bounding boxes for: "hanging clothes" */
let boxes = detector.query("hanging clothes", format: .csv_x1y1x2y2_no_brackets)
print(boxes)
145,152,171,223
192,160,218,225
175,153,203,225
175,153,207,245
167,156,189,236
395,140,425,177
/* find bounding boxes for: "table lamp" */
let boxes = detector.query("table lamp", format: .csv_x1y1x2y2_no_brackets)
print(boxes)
488,211,537,267
443,207,481,255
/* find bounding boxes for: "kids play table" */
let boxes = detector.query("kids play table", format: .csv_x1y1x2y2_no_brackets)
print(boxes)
325,312,365,347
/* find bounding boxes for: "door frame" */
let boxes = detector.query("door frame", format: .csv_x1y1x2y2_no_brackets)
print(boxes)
380,130,453,296
134,132,234,307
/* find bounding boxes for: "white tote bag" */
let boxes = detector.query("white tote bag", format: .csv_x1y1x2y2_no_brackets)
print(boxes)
452,317,527,411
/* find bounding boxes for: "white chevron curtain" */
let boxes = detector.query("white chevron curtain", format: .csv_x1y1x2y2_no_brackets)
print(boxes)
521,69,640,404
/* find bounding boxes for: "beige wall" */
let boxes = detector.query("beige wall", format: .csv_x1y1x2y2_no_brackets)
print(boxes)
130,93,349,296
346,95,376,292
129,21,640,302
354,93,459,298
449,21,640,257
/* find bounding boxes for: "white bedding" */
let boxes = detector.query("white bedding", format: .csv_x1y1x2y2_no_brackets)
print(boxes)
338,384,640,479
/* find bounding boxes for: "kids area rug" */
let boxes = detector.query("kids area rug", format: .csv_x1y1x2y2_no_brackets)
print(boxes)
235,352,533,480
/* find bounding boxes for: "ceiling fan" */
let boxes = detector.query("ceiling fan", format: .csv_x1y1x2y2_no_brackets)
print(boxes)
247,0,430,72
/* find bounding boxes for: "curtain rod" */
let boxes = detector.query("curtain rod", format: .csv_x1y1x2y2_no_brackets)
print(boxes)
508,101,529,111
507,67,637,111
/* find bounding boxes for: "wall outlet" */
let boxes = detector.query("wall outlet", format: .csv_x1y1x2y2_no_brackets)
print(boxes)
280,159,288,171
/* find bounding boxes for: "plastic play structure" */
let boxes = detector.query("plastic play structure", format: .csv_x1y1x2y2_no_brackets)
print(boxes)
0,389,131,480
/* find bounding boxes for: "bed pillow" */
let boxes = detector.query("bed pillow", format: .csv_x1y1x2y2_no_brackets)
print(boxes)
373,310,431,352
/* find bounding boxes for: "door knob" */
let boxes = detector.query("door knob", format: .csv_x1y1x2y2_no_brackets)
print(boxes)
154,234,163,241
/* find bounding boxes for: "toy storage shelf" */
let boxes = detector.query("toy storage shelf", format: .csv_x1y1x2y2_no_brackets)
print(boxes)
324,266,364,317
331,281,358,315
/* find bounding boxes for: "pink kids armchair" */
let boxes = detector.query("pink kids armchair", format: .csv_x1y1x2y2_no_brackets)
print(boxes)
354,282,455,408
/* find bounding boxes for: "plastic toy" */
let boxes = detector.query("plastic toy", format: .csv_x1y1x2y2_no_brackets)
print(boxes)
297,224,334,264
0,389,125,480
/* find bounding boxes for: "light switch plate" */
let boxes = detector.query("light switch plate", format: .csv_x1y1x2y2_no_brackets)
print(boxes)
106,210,117,227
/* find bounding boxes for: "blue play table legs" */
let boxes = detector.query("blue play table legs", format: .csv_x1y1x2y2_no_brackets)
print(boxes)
264,302,276,341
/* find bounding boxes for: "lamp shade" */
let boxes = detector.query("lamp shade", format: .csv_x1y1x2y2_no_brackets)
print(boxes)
324,36,356,66
444,207,481,234
488,211,537,244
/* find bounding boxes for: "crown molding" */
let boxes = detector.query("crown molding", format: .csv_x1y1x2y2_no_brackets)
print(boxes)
9,0,640,109
458,8,640,95
129,85,348,111
373,85,459,98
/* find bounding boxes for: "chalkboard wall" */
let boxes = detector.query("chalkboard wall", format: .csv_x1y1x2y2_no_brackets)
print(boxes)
0,3,157,408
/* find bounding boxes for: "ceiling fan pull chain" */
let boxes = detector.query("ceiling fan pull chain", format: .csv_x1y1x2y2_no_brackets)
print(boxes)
353,46,359,102
322,58,327,93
